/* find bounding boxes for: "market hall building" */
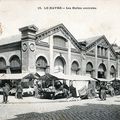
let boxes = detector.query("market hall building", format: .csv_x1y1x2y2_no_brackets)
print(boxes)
0,24,119,82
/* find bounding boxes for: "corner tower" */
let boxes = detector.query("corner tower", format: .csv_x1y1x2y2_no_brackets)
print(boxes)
19,25,38,73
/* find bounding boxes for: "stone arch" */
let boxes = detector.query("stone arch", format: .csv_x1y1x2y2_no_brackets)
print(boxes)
86,62,94,77
36,54,49,65
36,56,48,75
98,63,106,78
71,60,80,75
9,55,21,73
54,56,66,74
0,57,6,73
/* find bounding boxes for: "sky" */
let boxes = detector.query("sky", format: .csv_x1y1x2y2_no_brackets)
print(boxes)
0,0,120,45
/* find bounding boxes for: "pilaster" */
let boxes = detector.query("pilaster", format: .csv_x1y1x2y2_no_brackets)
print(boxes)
68,40,71,75
95,45,98,78
49,35,54,74
107,49,110,79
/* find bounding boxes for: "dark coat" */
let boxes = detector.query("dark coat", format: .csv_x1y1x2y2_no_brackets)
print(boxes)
3,85,10,96
16,85,23,93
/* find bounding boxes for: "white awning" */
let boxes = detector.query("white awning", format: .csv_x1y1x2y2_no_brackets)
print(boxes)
95,78,112,82
0,73,29,80
52,73,95,81
110,77,120,81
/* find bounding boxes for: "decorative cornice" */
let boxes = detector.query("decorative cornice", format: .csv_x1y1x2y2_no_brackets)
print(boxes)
36,41,49,47
0,42,21,53
71,48,80,54
97,55,108,59
53,46,68,51
86,53,95,57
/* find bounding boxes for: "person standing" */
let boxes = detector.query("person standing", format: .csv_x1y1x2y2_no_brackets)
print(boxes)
34,81,39,98
99,82,107,100
16,83,23,99
2,83,10,103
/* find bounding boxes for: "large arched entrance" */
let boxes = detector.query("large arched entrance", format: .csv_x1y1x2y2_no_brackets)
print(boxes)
54,56,66,73
98,63,106,78
36,56,48,75
0,57,6,87
71,61,79,75
86,62,93,77
110,65,116,78
86,62,96,98
0,57,6,73
9,55,21,73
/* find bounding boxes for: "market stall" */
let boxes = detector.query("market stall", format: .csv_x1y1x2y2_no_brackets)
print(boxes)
111,78,120,95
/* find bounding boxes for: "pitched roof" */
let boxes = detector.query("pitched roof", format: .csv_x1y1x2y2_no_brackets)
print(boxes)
0,34,21,45
78,35,103,47
36,23,82,50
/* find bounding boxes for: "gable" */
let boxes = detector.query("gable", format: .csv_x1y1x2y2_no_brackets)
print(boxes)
86,35,116,59
36,24,81,52
97,37,116,59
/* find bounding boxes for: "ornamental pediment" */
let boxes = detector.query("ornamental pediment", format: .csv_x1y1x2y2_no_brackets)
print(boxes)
36,24,82,52
86,35,116,59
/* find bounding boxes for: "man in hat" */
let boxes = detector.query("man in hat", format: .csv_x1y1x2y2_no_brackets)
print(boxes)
2,83,10,103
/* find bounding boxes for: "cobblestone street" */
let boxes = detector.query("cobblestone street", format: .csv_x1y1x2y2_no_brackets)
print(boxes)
0,95,120,120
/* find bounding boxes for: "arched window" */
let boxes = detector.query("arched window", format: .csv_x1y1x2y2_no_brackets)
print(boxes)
36,56,48,75
71,61,79,75
53,36,67,48
54,56,66,73
9,55,21,73
86,62,93,77
98,63,106,78
0,57,6,73
110,66,116,78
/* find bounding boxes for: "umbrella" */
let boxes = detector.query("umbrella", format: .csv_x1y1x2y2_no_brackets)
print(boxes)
23,73,39,80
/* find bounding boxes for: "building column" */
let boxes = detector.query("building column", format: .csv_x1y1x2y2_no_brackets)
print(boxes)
81,52,86,75
95,45,98,78
49,35,54,74
116,59,119,78
107,49,110,79
6,67,11,74
116,55,120,78
68,40,71,75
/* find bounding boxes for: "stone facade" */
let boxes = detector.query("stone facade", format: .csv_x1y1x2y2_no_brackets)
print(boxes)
0,24,119,80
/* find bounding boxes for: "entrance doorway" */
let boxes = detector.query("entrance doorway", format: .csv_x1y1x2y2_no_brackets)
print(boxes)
98,63,106,78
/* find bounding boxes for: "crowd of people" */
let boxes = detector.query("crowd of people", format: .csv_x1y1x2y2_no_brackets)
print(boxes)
1,80,116,103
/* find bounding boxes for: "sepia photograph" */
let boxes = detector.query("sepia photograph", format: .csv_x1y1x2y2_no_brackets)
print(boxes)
0,0,120,120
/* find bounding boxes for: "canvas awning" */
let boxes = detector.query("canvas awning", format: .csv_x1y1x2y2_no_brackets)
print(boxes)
110,77,120,81
0,73,29,80
52,73,95,81
95,78,112,82
39,73,58,81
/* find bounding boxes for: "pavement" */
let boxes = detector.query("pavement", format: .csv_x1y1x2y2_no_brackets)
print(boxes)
0,95,120,120
0,95,82,104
